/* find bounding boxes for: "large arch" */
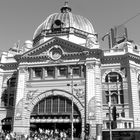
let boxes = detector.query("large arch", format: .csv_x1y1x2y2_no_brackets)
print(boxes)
26,89,84,120
26,89,85,138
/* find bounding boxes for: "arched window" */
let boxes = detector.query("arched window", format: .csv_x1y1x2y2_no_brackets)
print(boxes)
1,76,16,107
105,72,124,105
7,77,16,87
31,96,80,117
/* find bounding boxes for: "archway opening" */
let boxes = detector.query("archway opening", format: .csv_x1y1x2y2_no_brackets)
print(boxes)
30,95,82,138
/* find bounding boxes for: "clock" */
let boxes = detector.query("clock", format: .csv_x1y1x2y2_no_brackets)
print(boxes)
49,45,62,60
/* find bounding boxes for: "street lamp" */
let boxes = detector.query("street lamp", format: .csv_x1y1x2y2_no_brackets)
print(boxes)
67,67,77,140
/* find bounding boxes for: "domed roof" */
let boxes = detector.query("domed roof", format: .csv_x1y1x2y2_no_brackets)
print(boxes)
33,2,95,40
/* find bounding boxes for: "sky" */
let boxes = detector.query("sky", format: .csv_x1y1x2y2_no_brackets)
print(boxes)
0,0,140,52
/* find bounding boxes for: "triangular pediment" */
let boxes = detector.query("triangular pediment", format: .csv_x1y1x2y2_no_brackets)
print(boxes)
25,37,90,55
15,37,102,62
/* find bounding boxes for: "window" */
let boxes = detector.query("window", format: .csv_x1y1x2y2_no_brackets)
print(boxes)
121,111,125,117
31,96,80,116
9,94,14,106
111,92,118,104
51,20,62,32
33,68,42,78
58,66,67,77
1,89,15,107
106,122,110,129
129,123,131,128
46,67,55,78
106,113,109,118
1,90,8,106
7,77,16,87
124,122,127,128
105,72,122,83
104,72,124,105
72,66,80,76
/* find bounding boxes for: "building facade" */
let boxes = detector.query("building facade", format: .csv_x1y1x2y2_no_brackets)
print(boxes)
0,2,140,140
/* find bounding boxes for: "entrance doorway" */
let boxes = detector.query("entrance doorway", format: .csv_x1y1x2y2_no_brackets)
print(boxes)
30,95,82,138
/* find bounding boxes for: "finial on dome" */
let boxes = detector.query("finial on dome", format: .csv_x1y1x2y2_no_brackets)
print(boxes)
60,1,72,13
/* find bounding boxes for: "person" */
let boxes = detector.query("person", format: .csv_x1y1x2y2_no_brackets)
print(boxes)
5,133,11,140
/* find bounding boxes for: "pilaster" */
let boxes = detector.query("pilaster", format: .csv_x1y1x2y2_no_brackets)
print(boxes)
13,67,29,134
0,71,4,132
95,62,103,140
86,61,102,139
129,67,140,128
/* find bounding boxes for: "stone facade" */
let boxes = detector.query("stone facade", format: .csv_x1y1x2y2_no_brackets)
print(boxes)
0,2,140,140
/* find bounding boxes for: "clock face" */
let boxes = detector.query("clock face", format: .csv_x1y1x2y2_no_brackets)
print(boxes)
49,46,62,60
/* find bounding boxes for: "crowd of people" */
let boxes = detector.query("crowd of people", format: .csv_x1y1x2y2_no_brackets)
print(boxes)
0,128,78,140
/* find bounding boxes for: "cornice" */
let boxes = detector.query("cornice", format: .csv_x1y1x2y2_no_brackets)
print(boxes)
101,55,124,64
14,37,103,63
101,52,140,66
0,63,18,71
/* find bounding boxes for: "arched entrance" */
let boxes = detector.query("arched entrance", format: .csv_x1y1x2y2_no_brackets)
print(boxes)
30,95,82,138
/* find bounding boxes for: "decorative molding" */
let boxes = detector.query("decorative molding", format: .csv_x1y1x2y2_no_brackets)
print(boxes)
26,90,38,100
86,63,96,70
18,67,28,74
74,88,85,99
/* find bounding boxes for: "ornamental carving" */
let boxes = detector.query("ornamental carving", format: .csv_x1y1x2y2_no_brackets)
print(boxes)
87,63,96,70
86,34,98,48
88,97,96,120
26,90,38,100
74,88,84,99
15,99,23,119
19,67,28,74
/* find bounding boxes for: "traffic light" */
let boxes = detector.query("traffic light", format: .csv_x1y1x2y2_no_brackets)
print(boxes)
112,105,117,121
112,105,117,129
85,123,90,135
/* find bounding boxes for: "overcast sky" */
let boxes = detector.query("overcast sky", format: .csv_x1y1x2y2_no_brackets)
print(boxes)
0,0,140,51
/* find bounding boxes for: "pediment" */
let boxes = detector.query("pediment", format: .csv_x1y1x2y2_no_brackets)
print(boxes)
15,37,102,63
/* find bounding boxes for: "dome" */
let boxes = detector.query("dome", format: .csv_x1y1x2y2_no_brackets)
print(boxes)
33,2,95,40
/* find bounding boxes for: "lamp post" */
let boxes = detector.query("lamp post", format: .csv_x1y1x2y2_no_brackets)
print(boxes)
71,71,74,140
108,101,112,140
67,67,77,140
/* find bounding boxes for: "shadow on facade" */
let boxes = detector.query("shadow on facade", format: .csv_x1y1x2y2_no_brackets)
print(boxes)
1,72,17,132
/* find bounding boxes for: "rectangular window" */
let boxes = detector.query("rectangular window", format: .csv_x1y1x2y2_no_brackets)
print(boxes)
59,98,65,113
39,100,45,114
58,66,67,77
47,67,55,78
9,91,14,106
72,66,80,76
105,91,109,104
46,98,51,113
66,100,72,113
32,105,38,115
120,90,124,104
33,68,42,78
52,97,58,113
